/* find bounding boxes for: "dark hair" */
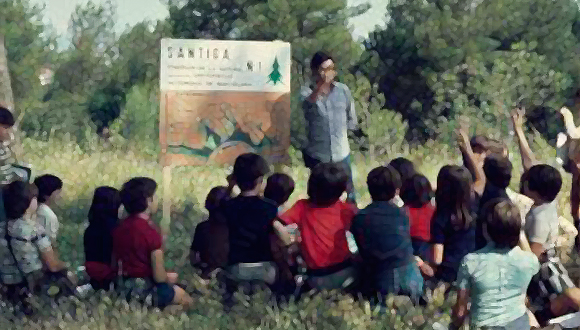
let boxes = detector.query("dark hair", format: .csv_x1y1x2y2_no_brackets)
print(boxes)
367,166,401,202
483,154,512,189
388,157,416,184
481,198,522,249
264,173,295,206
120,177,158,215
310,51,333,73
435,165,474,230
308,162,348,207
33,174,63,204
470,135,489,153
470,135,506,157
88,186,121,230
233,153,270,192
522,164,562,202
0,107,15,127
205,186,231,213
400,174,434,208
3,181,38,220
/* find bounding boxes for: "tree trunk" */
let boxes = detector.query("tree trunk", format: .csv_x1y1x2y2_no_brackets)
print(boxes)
0,35,14,111
0,34,24,163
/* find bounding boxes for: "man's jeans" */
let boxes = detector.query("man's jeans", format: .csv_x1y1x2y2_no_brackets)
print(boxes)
302,152,357,205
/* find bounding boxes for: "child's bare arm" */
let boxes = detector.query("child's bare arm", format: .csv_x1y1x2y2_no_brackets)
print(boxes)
511,108,536,172
457,120,485,194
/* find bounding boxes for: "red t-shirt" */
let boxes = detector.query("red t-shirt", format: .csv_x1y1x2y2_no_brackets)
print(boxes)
112,214,163,279
404,203,435,242
279,199,357,270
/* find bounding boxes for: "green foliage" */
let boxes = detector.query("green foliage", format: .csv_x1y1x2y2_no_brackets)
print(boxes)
50,0,117,96
0,0,53,103
109,83,160,154
364,0,580,142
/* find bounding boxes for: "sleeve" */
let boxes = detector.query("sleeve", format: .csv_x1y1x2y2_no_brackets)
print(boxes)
44,215,59,241
341,202,358,227
0,143,14,186
529,254,540,275
430,214,446,244
33,224,52,252
300,86,314,105
279,200,304,226
191,224,204,252
456,256,471,290
350,214,363,247
147,226,163,253
344,86,357,131
524,210,551,245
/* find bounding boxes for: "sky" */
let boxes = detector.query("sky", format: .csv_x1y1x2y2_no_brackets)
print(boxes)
31,0,387,47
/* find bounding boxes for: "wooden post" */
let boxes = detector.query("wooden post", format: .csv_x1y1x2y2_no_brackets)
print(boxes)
161,164,172,236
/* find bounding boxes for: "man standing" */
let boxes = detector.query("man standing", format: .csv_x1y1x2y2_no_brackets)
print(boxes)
301,52,358,204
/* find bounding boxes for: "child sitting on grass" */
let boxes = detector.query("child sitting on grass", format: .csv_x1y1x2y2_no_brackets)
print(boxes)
279,162,358,291
264,173,295,213
34,174,63,242
84,186,121,291
351,166,423,304
388,157,417,207
190,186,231,280
452,198,539,330
400,173,435,260
222,153,279,283
0,181,75,311
475,154,513,249
429,165,478,287
113,177,192,309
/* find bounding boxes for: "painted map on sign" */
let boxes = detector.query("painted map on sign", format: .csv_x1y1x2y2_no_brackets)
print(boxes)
160,39,291,166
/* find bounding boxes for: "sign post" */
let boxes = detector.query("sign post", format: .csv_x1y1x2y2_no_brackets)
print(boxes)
159,39,292,233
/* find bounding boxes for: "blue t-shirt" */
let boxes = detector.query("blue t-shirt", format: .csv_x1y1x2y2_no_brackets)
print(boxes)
431,195,479,282
351,201,414,270
457,245,539,328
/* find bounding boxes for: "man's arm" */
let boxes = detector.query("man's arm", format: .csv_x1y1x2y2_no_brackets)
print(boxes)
344,87,357,131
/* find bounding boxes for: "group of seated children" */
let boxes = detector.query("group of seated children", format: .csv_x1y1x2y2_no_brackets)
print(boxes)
0,176,194,311
4,104,580,328
187,110,580,329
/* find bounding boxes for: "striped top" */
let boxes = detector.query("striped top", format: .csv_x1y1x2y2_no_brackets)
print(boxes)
0,132,15,186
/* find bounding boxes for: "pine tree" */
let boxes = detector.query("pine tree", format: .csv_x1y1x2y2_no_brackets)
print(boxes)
268,57,282,85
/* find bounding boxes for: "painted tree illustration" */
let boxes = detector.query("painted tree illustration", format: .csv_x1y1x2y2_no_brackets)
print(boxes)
268,57,283,85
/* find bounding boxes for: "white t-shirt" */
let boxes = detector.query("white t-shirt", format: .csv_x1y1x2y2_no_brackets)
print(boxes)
37,203,59,241
524,201,559,250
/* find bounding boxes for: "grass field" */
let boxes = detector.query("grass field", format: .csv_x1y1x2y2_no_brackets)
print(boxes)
2,134,578,329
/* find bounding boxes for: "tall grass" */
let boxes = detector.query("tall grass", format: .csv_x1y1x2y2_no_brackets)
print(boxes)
3,132,578,329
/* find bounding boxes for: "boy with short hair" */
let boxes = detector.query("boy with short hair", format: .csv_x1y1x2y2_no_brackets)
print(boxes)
34,174,63,241
351,166,423,303
222,153,279,285
113,177,192,309
388,157,416,207
475,154,513,249
264,173,295,212
279,162,358,291
190,186,231,279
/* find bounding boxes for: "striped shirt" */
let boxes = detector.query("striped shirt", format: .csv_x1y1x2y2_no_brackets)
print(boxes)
301,82,357,163
0,217,52,285
0,132,15,186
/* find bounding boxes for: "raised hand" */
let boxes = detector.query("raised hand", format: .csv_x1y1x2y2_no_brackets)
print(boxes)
510,107,525,130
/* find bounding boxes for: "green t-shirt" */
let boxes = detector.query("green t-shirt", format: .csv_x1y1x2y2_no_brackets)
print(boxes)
456,245,539,328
